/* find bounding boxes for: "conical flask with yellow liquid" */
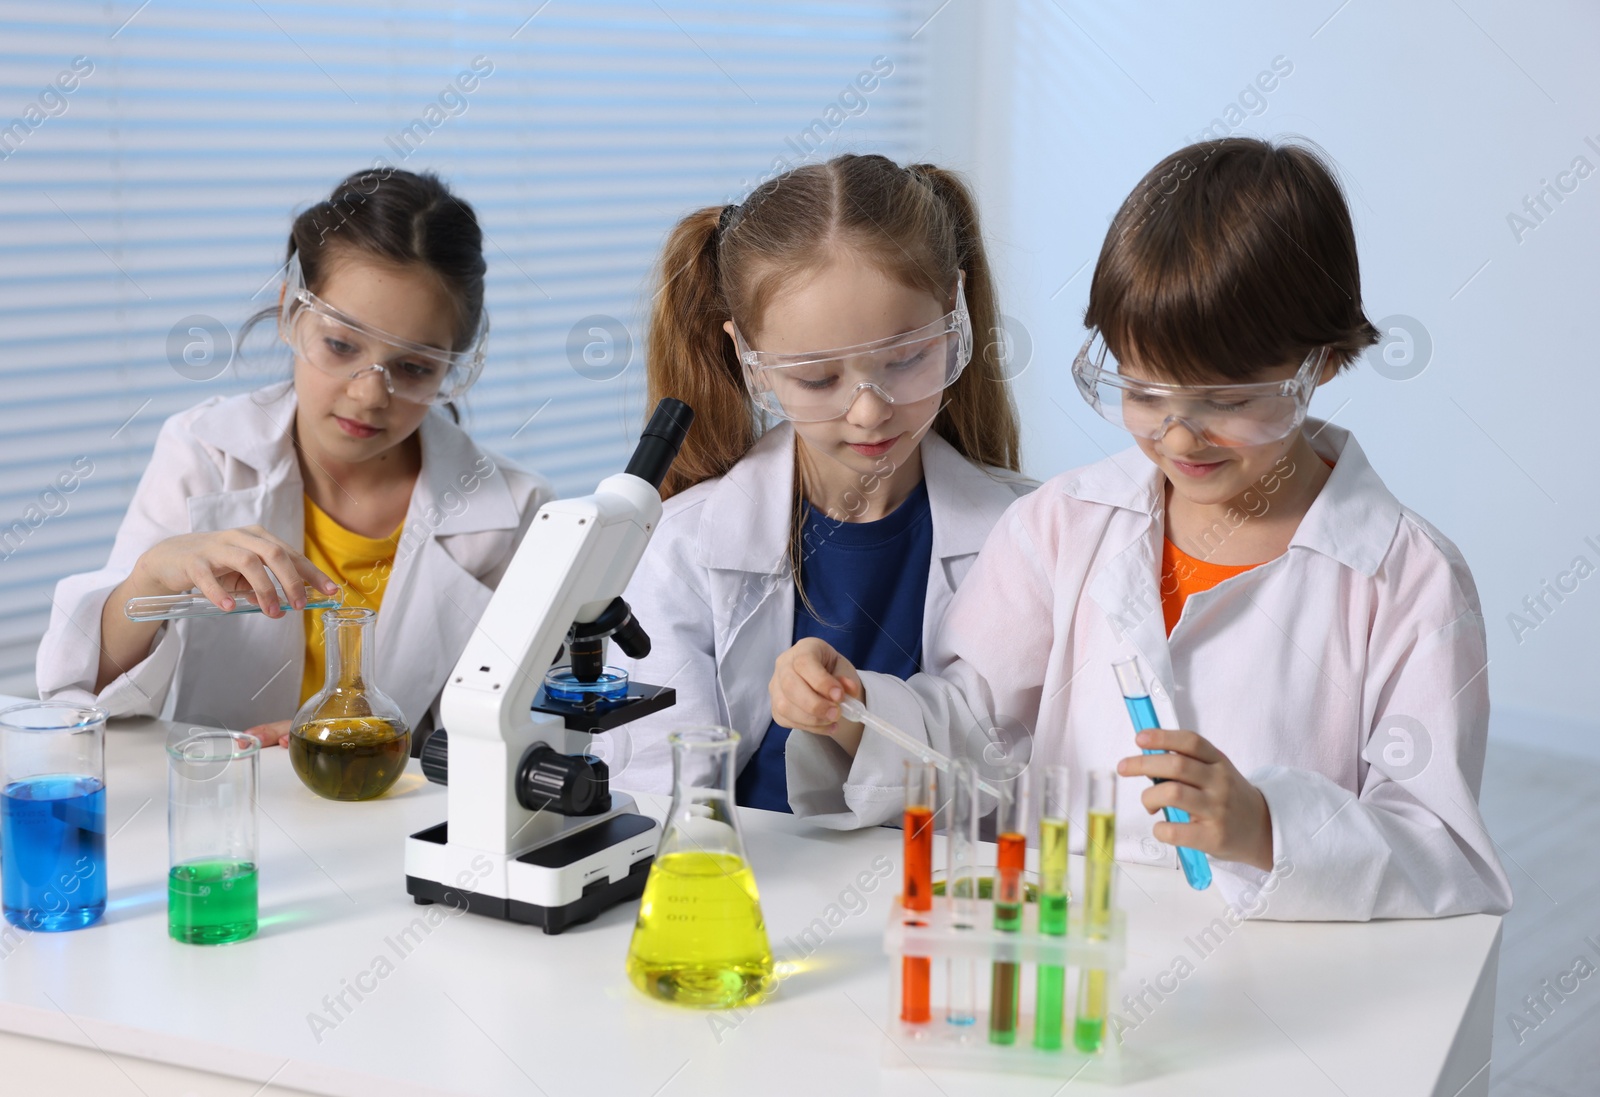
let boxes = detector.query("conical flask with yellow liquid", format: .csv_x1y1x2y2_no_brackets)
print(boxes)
626,726,773,1009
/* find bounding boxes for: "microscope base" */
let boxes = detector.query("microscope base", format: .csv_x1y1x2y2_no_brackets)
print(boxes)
404,810,659,935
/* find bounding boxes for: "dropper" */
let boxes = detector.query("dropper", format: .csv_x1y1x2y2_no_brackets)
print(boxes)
838,695,1001,798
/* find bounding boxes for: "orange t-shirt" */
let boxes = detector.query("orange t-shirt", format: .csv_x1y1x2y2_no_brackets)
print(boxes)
1160,457,1336,634
1160,540,1258,635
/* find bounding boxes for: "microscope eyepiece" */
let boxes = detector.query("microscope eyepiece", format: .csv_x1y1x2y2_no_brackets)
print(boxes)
624,398,695,491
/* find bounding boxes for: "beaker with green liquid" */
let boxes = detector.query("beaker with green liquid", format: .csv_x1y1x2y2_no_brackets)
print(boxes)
166,727,259,944
626,727,773,1009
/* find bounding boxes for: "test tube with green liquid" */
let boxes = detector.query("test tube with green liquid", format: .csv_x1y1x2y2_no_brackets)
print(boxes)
1074,769,1116,1053
989,771,1028,1045
1034,765,1071,1050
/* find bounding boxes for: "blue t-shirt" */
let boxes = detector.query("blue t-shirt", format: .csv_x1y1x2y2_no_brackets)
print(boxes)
736,480,934,811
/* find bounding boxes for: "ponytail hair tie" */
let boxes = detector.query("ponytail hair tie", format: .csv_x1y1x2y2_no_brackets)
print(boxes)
717,203,737,236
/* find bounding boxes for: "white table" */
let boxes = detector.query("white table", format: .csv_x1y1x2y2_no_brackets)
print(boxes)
0,700,1500,1096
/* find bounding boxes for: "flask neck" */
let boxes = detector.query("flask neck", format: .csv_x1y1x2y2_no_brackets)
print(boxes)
662,730,747,857
322,609,376,692
669,738,738,800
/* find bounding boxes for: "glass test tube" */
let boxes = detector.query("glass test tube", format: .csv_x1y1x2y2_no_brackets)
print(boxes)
988,771,1028,1045
0,702,108,932
1034,765,1071,1050
167,727,260,944
1113,658,1212,890
1074,769,1117,1053
946,760,981,1027
124,589,343,622
901,760,936,1024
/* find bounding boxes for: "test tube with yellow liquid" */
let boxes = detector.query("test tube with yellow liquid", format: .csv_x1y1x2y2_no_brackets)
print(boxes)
1074,770,1116,1052
626,727,773,1009
1034,765,1070,1050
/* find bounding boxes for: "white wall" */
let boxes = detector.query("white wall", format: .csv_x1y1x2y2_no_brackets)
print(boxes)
928,0,1599,754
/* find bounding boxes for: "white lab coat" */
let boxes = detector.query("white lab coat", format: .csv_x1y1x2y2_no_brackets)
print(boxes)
35,381,552,738
612,422,1036,795
790,422,1514,921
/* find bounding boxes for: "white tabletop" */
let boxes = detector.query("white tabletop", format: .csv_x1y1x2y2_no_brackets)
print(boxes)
0,699,1500,1096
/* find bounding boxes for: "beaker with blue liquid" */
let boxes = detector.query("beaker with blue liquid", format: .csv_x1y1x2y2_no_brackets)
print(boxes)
0,702,108,931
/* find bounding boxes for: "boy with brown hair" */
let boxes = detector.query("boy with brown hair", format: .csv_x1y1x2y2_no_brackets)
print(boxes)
769,138,1512,921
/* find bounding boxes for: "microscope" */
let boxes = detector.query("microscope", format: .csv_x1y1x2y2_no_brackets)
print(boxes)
404,399,693,934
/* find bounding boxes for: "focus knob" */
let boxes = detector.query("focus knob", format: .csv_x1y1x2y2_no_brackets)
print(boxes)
515,744,611,816
420,728,450,786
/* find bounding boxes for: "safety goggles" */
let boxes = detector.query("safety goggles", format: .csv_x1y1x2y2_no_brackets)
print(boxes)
278,253,487,406
1073,331,1328,448
735,275,972,423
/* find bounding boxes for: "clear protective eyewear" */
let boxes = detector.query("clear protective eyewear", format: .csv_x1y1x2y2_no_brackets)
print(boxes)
1073,330,1328,448
278,253,487,406
734,275,973,423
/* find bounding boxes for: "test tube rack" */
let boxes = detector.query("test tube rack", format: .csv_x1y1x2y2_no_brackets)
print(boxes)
882,896,1131,1082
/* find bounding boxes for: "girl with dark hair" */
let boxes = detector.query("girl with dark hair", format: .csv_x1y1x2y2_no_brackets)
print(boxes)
37,169,552,750
616,154,1034,811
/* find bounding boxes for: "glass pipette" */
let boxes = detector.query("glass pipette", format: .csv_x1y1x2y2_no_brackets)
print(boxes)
1112,658,1212,890
837,696,1000,798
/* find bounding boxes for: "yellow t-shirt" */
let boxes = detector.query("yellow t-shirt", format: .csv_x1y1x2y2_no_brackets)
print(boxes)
300,496,403,705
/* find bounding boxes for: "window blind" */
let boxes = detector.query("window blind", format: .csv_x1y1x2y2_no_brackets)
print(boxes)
0,0,929,693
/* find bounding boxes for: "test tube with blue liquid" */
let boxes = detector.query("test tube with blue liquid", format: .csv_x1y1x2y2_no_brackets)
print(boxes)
1112,659,1211,890
0,702,108,931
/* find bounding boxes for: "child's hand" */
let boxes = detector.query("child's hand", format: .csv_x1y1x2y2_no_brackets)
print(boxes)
134,526,338,619
1117,729,1274,872
769,638,865,756
244,719,292,749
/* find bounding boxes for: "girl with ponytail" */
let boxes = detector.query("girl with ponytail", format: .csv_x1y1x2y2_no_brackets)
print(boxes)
617,154,1033,811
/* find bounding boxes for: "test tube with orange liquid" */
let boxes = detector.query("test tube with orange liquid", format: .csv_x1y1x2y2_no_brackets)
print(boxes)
901,759,936,1024
989,771,1029,1044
